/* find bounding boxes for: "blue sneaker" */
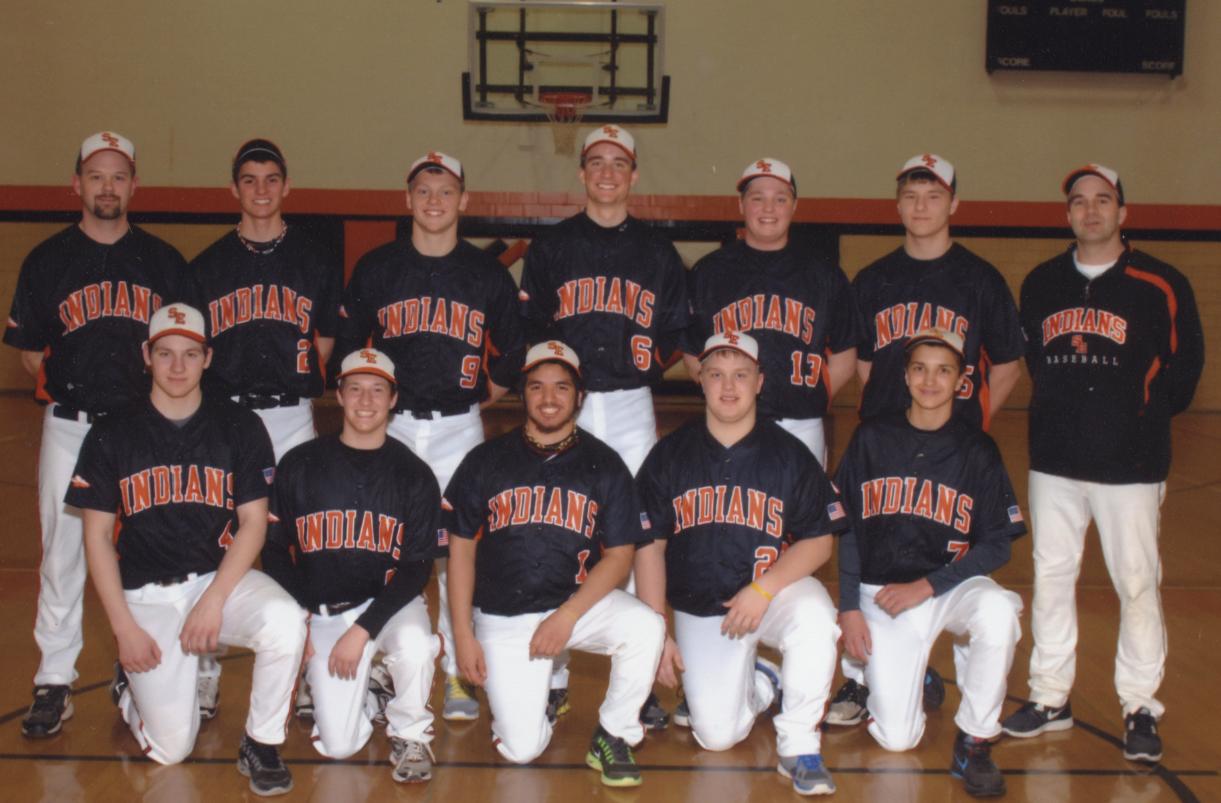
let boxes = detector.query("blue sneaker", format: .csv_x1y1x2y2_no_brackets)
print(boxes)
778,754,836,796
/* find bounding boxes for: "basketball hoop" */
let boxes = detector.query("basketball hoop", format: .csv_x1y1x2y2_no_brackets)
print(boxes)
540,91,591,155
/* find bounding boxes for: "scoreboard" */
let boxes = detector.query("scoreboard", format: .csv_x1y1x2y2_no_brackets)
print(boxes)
986,1,1185,76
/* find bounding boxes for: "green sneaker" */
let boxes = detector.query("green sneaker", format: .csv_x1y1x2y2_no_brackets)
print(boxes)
585,725,642,787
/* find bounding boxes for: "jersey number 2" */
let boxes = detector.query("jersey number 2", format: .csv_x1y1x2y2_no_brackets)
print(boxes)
296,339,311,374
752,545,788,581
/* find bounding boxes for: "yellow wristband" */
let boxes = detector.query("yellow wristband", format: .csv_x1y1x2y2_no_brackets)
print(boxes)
750,582,774,601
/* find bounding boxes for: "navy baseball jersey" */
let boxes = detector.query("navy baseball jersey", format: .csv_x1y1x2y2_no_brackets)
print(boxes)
853,243,1023,428
191,228,342,398
636,420,848,617
1020,246,1204,484
443,428,650,616
261,434,443,639
519,213,689,391
64,396,275,589
333,238,525,411
833,412,1025,596
685,239,863,420
4,225,192,414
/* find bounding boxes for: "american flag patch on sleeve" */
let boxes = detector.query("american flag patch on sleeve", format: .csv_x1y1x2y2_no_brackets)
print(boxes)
1008,505,1024,524
262,467,275,484
827,501,845,520
639,512,651,530
437,528,450,547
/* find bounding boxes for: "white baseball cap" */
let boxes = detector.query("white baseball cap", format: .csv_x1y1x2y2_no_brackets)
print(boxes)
80,131,136,168
897,153,955,193
523,341,582,376
407,151,464,184
338,348,397,385
1062,163,1124,205
149,303,206,345
737,157,797,194
581,124,636,161
699,331,760,363
905,327,965,360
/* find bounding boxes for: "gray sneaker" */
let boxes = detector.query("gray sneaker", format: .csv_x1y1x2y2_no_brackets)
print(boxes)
825,679,869,726
390,736,435,783
442,675,480,721
778,754,836,796
367,662,394,725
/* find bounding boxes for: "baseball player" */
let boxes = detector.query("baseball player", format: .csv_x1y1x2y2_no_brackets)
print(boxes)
332,151,525,721
635,331,846,796
445,341,665,787
67,304,306,796
4,131,193,738
519,124,688,727
830,153,1025,726
1002,165,1204,762
834,328,1026,798
683,158,861,466
262,348,444,783
191,138,341,719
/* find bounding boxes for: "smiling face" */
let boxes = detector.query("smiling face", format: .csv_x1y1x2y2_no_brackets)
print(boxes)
896,177,957,241
407,168,468,236
739,176,797,250
579,142,638,210
144,333,210,403
523,361,582,441
231,160,290,221
73,150,137,223
700,348,763,428
1067,174,1126,251
337,373,397,443
903,342,963,416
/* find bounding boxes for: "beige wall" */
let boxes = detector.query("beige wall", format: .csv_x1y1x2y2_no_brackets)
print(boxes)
2,2,1220,203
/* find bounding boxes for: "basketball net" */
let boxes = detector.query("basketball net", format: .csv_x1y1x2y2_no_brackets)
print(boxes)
542,93,590,155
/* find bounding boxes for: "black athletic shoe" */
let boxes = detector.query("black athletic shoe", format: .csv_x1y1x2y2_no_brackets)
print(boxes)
237,734,294,796
1123,708,1163,762
1001,701,1074,738
825,679,869,726
110,662,128,708
923,666,946,711
639,692,670,731
546,688,571,725
585,725,642,787
950,730,1005,798
673,691,691,728
21,685,73,739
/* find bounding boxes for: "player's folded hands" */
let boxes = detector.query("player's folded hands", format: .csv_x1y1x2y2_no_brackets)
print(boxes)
117,623,162,673
721,586,769,638
180,594,224,655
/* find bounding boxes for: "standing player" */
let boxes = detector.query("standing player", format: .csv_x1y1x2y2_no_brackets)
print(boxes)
834,328,1026,798
445,341,665,787
262,348,444,783
333,151,526,721
519,124,688,726
635,332,847,796
830,153,1025,726
1002,165,1204,762
684,158,860,466
4,131,192,738
67,304,306,796
191,138,341,718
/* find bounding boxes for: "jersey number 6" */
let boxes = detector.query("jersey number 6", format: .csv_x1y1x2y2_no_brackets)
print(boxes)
631,335,653,371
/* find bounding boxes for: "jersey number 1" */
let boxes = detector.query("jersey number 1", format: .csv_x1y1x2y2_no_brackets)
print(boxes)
575,549,592,584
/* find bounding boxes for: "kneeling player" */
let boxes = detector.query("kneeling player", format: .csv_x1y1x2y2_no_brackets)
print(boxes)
445,341,664,787
833,329,1025,798
70,304,306,796
262,348,443,783
635,333,846,796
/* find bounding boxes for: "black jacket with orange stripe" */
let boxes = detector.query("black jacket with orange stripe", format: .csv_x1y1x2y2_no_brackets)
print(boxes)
1020,243,1204,484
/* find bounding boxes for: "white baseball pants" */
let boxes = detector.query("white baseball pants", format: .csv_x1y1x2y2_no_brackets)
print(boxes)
474,590,664,764
1026,470,1167,717
388,403,484,679
675,577,838,757
859,576,1022,750
306,596,438,758
113,570,307,764
577,386,657,476
254,400,317,463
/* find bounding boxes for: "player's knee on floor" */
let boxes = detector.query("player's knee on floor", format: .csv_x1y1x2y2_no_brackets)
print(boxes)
868,716,925,753
144,725,198,766
493,721,553,764
312,719,372,760
692,720,750,752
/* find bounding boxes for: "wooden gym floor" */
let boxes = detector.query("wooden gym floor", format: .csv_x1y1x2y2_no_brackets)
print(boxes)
0,395,1217,802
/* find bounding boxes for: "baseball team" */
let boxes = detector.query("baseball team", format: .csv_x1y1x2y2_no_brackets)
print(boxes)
6,125,1203,798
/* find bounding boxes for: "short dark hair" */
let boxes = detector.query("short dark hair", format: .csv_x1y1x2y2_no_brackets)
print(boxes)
518,359,584,394
903,340,965,373
231,138,287,184
897,169,955,196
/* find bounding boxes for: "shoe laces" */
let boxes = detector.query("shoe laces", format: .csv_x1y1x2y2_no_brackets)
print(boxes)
30,686,67,713
397,739,432,765
597,731,635,766
960,735,994,759
245,738,285,770
1128,708,1157,734
446,675,473,698
795,754,825,773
